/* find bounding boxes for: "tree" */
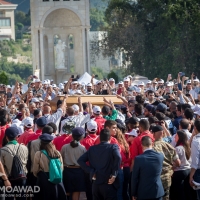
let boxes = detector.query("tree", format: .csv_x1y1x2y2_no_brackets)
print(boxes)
107,71,119,83
0,72,8,85
90,8,107,31
16,23,24,31
91,67,107,80
100,0,200,79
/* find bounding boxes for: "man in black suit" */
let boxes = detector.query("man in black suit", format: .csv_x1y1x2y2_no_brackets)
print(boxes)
78,129,121,200
131,136,164,200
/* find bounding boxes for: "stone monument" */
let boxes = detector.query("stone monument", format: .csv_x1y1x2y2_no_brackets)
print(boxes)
30,0,90,83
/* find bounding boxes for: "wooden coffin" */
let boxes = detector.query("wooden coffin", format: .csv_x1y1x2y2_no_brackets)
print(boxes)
50,95,123,112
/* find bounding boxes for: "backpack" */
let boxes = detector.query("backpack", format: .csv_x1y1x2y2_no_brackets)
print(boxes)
62,118,76,134
4,144,26,181
41,150,62,184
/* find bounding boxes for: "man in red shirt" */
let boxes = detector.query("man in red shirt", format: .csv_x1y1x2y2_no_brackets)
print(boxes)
25,116,47,143
130,119,154,170
81,120,98,150
93,106,106,135
0,117,9,147
94,120,121,150
18,117,34,145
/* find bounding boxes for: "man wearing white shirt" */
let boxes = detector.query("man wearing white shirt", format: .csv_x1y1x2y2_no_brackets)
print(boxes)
60,98,92,134
190,119,200,199
43,95,67,133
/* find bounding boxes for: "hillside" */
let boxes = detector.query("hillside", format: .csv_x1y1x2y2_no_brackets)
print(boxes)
8,0,30,13
7,0,108,13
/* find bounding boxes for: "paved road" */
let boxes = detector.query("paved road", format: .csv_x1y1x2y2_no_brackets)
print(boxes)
80,192,87,200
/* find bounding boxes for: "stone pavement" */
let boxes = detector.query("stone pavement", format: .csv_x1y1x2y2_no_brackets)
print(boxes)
80,192,87,200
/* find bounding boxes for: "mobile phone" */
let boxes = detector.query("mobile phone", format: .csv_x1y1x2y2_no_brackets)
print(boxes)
95,75,98,78
103,78,107,81
168,74,172,79
179,72,185,76
71,75,74,78
185,94,190,97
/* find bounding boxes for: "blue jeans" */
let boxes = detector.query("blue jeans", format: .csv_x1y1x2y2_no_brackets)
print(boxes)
193,169,200,200
117,169,124,200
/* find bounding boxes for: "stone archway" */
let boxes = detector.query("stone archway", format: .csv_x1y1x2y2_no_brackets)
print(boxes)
43,8,82,28
40,8,85,83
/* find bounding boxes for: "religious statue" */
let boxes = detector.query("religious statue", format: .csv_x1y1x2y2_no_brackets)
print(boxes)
55,39,67,69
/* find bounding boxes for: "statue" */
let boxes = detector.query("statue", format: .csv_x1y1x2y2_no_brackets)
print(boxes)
55,39,66,69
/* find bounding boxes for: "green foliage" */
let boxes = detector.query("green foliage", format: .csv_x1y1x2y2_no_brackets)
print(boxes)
90,8,108,31
107,71,119,83
0,58,32,85
102,0,200,79
0,72,8,85
91,67,107,80
16,23,24,30
15,11,31,26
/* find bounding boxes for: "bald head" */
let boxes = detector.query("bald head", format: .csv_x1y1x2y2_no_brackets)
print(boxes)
43,105,51,114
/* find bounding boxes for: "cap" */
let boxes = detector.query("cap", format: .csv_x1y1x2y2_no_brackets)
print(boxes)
125,129,138,137
147,80,152,84
93,106,101,114
194,78,199,82
31,98,40,103
39,133,54,143
72,127,85,138
186,80,191,84
38,97,44,102
36,117,47,127
5,127,19,138
52,84,57,88
166,82,171,87
87,120,97,132
23,117,34,128
118,81,123,85
72,81,78,84
7,85,11,88
35,79,41,83
152,125,163,133
156,103,167,112
64,81,68,84
87,83,92,87
145,104,154,112
72,104,79,112
138,81,145,86
135,87,141,93
109,78,115,82
123,77,130,82
42,80,48,84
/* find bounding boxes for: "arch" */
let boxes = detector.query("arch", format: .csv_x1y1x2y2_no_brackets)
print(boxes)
40,6,84,28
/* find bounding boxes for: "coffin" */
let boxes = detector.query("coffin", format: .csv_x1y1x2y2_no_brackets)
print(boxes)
50,95,123,112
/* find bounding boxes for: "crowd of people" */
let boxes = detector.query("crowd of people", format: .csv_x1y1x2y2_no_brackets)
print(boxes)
0,72,200,200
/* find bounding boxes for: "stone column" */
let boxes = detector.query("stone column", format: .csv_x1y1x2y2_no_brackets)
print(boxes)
39,28,45,81
85,27,91,73
81,26,86,72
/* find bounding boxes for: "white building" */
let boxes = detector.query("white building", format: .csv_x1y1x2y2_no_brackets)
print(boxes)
0,0,17,40
90,31,123,73
30,0,90,83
